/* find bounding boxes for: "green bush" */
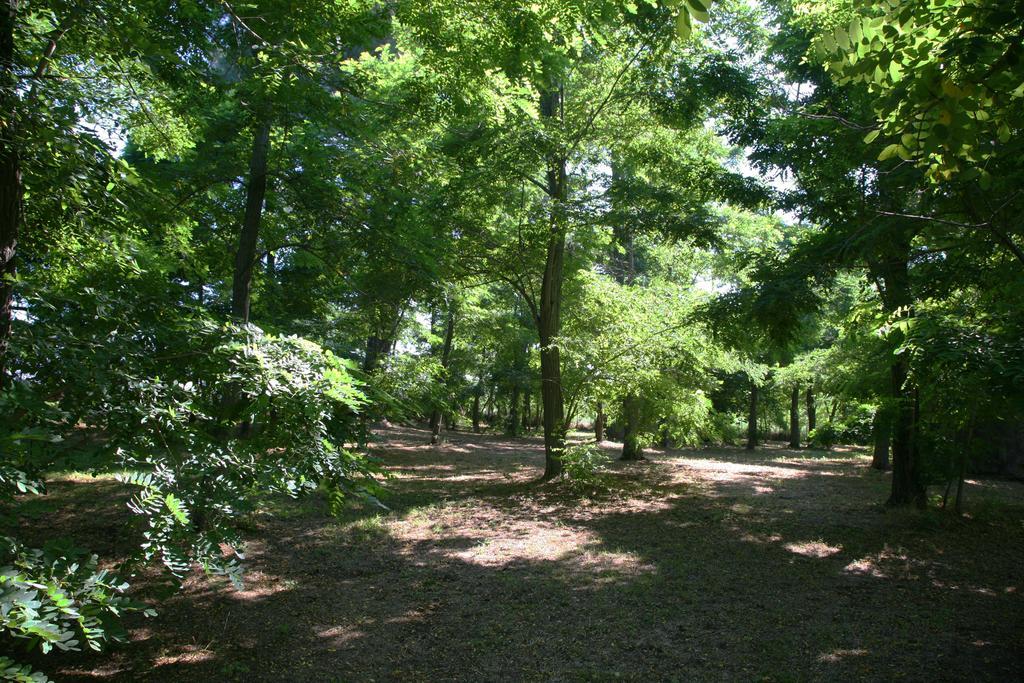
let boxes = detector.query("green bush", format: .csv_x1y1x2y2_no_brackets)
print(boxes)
1,282,383,677
561,443,608,489
808,424,840,449
0,537,154,680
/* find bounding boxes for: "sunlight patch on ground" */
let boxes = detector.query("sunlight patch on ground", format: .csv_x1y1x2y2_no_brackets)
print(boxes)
442,527,654,579
318,624,368,648
784,540,843,558
843,546,910,579
153,645,216,667
817,648,868,663
389,500,655,580
662,459,815,491
575,547,656,581
444,524,586,566
738,531,784,544
217,560,294,602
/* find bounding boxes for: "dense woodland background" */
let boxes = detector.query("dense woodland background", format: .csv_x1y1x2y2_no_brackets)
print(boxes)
1,0,1023,680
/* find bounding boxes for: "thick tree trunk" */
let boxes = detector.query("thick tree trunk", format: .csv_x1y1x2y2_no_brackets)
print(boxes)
594,401,606,443
231,120,271,322
363,305,405,373
874,242,925,507
429,307,456,445
362,335,389,373
789,384,801,448
746,382,758,450
538,86,568,480
538,315,566,477
871,408,891,470
888,359,924,506
620,395,643,460
0,2,20,389
806,387,816,437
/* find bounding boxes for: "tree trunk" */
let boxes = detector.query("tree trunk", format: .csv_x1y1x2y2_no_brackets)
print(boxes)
0,1,20,389
888,356,920,504
363,335,389,373
806,387,816,437
610,153,636,285
620,395,644,460
537,86,568,480
429,307,456,445
891,381,924,508
874,242,925,507
507,384,521,437
871,407,891,470
472,389,481,434
363,305,405,373
746,381,758,450
231,120,271,322
522,390,530,433
594,401,606,443
789,384,801,448
954,441,967,515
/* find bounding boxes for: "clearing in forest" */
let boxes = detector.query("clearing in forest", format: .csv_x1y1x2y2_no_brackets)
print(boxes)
28,426,1024,682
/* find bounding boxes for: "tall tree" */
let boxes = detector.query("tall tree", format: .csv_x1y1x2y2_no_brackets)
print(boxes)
0,0,18,387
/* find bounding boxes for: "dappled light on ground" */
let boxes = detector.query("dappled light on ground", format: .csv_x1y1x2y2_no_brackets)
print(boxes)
785,540,843,558
27,426,1024,682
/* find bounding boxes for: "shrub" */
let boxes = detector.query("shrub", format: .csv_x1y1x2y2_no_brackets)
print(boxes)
808,424,840,449
561,443,608,489
1,283,383,678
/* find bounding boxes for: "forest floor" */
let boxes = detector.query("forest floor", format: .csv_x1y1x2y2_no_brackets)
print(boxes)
21,425,1024,682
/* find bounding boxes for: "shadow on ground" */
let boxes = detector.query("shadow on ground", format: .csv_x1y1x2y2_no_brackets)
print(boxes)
25,426,1024,681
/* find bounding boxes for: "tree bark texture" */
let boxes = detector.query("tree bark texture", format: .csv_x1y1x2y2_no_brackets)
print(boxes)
873,239,925,507
507,384,521,437
789,384,801,448
0,1,21,389
806,387,816,438
231,120,271,322
538,86,568,480
871,408,891,471
746,381,758,450
522,391,530,433
472,389,481,434
429,307,455,445
620,395,643,461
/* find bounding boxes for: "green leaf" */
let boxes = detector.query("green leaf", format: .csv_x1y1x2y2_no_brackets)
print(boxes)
164,493,190,525
863,129,881,144
675,10,692,39
878,143,901,161
684,0,710,22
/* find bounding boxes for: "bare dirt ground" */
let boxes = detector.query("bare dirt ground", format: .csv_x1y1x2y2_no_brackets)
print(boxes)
25,426,1024,681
